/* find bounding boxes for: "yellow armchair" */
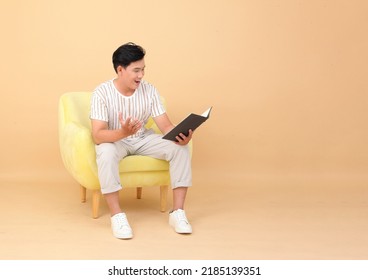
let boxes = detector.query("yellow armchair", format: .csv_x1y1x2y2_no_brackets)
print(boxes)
58,92,171,218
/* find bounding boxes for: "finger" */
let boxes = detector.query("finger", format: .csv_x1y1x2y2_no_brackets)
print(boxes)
125,116,132,126
132,119,140,126
135,121,142,129
175,135,184,143
132,121,142,131
131,119,139,129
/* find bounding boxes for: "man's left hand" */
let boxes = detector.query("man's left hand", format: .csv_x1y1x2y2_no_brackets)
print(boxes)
175,129,193,145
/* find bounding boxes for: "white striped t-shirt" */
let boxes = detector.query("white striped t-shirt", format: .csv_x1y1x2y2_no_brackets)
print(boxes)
90,79,166,139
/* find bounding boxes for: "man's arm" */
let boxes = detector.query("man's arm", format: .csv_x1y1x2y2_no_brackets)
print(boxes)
154,113,192,145
91,113,142,145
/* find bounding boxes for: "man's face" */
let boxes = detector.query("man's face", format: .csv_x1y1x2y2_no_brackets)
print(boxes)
118,59,145,91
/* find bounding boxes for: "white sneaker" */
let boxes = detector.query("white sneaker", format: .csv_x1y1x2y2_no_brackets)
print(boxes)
169,209,192,234
111,213,133,239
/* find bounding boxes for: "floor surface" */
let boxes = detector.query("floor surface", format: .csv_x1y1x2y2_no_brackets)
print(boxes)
1,169,367,260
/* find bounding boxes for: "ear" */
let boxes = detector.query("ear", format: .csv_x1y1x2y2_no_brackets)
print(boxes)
117,65,125,75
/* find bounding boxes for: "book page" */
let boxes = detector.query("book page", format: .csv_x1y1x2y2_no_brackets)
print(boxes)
201,107,212,118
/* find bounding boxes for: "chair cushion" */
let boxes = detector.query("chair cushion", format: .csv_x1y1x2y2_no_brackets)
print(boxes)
119,155,169,173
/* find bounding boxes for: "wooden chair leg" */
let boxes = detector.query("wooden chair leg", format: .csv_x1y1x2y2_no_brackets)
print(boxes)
92,190,100,219
136,187,142,199
160,185,168,212
80,185,86,203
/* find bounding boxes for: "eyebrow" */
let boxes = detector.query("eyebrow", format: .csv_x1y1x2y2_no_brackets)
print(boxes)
133,66,145,70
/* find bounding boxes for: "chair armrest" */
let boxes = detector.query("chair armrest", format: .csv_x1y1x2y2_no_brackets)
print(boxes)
59,122,99,188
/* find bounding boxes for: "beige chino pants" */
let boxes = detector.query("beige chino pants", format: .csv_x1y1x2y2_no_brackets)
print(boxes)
95,131,192,194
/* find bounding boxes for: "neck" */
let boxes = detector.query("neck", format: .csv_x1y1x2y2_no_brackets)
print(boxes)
113,79,134,96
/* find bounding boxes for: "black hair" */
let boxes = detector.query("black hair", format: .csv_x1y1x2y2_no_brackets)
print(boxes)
112,42,146,73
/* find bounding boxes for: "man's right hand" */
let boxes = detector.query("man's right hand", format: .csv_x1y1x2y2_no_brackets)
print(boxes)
119,113,142,137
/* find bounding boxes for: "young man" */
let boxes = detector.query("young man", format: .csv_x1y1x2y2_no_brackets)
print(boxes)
90,42,193,239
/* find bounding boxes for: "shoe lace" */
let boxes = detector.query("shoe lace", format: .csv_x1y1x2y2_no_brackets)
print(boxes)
176,210,189,224
115,214,130,229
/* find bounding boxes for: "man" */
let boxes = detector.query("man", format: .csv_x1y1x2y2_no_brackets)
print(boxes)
90,42,193,239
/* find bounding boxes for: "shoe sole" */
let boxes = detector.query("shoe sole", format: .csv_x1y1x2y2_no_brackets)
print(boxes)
169,220,192,234
113,232,133,239
175,229,192,234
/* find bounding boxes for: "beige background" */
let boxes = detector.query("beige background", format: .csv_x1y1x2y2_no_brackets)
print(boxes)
0,0,367,260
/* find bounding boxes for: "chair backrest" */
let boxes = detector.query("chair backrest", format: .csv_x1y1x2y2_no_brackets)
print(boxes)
59,92,92,129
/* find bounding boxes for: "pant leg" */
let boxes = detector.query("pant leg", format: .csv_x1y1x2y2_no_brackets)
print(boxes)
95,142,129,194
134,134,192,189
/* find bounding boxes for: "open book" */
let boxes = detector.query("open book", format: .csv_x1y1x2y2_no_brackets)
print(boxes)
162,107,212,141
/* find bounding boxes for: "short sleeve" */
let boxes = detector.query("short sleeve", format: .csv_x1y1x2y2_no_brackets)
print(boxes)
150,86,166,117
90,91,108,122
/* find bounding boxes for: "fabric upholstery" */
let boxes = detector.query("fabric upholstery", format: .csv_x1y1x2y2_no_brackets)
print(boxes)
58,92,171,191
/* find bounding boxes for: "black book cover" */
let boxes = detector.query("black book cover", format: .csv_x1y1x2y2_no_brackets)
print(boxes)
162,107,212,141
